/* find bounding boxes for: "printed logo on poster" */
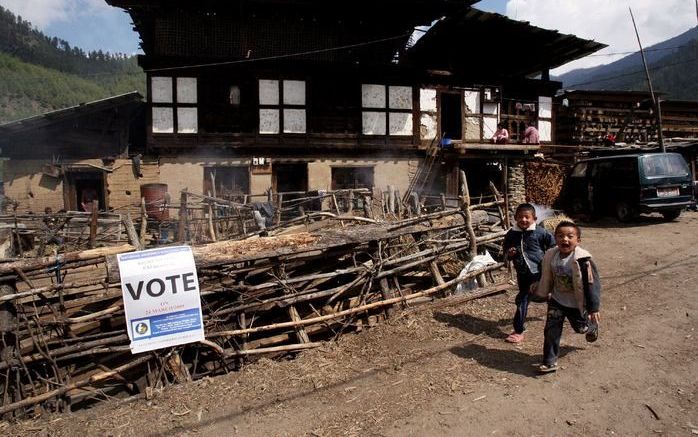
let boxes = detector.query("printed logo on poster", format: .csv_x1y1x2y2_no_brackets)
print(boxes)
117,246,205,354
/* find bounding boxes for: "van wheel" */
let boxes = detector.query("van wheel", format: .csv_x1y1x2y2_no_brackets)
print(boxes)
661,210,681,221
615,201,636,222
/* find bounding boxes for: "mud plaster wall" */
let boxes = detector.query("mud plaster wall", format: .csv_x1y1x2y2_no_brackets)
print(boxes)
108,159,160,212
3,159,157,213
4,160,65,212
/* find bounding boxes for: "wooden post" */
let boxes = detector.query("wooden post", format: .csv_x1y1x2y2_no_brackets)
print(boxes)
177,190,188,243
488,181,507,228
379,278,396,317
122,212,142,250
275,193,283,226
502,158,511,229
139,197,147,248
460,170,485,287
207,202,217,242
388,185,395,215
331,193,341,215
395,189,402,218
440,193,447,211
363,194,372,218
347,190,354,215
88,200,98,249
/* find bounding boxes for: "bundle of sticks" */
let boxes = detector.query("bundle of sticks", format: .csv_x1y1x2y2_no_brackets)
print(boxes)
524,161,569,207
0,180,509,417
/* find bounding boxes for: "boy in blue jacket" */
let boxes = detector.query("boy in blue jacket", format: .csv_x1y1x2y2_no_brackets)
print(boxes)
502,203,555,343
534,220,601,373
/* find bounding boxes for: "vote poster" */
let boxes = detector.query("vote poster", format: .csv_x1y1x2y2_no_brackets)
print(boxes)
117,246,204,354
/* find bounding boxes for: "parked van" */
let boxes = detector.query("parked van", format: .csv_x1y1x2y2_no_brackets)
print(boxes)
563,153,695,221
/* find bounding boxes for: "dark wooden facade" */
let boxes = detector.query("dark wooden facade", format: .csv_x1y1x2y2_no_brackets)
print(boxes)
103,1,605,203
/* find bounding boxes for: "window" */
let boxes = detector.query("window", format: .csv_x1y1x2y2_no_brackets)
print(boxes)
362,84,413,136
570,162,588,178
203,167,250,202
258,79,306,134
331,167,375,190
150,76,198,133
642,154,689,177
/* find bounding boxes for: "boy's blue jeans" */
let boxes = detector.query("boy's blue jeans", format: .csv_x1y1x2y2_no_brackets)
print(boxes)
543,298,589,365
513,272,539,334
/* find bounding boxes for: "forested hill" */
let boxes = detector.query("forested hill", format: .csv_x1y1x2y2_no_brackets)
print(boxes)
0,6,145,123
556,27,698,100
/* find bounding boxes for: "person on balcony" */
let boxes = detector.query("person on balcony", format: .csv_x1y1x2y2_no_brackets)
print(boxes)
491,122,509,144
522,122,540,145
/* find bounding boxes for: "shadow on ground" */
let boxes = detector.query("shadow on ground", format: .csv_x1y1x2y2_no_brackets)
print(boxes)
434,311,543,340
449,343,582,377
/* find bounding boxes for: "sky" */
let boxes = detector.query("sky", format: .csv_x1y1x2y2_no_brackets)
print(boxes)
0,0,696,73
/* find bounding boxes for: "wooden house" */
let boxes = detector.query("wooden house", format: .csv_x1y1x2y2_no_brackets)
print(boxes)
101,0,604,206
1,2,605,213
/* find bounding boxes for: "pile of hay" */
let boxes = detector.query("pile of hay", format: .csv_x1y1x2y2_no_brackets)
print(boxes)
540,213,574,233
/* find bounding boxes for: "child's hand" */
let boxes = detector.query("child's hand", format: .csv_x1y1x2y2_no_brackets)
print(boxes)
506,247,518,259
588,312,600,323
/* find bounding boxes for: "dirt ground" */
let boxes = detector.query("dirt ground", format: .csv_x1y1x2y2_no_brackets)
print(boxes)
4,212,698,436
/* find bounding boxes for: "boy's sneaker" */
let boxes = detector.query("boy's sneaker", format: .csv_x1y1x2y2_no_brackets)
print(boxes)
505,332,524,343
538,362,558,374
586,322,599,343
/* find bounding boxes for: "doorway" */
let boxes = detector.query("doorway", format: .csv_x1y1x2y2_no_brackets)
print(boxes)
64,170,106,212
440,93,463,140
459,159,504,201
273,163,308,193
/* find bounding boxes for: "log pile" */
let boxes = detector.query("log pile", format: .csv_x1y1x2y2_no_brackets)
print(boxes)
0,174,511,417
0,211,507,416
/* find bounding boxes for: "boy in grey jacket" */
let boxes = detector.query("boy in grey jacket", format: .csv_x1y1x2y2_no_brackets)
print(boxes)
534,221,601,373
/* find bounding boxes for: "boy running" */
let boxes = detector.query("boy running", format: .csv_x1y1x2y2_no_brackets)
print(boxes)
535,221,601,373
502,203,555,343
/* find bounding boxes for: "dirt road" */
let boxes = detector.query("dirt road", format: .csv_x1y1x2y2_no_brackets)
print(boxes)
6,213,698,436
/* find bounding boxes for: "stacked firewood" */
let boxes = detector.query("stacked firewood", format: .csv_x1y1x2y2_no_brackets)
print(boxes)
524,161,569,206
0,173,511,416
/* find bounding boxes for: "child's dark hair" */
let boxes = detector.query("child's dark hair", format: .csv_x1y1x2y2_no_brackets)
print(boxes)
555,220,581,238
515,203,536,217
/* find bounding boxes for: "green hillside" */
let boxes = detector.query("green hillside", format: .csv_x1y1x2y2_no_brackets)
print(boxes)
559,28,698,100
0,6,145,123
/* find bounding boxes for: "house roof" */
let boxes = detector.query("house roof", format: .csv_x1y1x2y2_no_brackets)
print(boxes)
106,1,479,64
403,8,607,79
0,92,143,135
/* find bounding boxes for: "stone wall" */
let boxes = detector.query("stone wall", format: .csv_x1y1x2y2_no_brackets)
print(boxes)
507,159,527,208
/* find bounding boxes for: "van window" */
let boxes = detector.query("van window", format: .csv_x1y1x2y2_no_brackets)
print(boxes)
571,162,587,178
642,154,689,177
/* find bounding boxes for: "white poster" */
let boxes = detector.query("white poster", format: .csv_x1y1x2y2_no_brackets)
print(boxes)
118,246,204,354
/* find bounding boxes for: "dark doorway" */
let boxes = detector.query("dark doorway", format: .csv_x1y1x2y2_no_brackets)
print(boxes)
441,93,463,140
273,163,308,193
274,163,308,218
64,171,106,212
459,159,504,201
204,166,250,202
